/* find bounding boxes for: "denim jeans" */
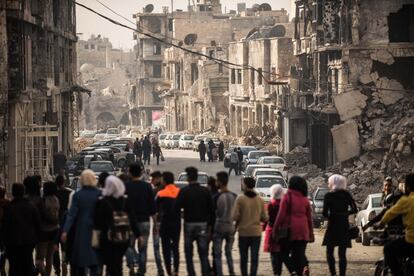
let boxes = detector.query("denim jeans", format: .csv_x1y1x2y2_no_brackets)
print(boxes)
213,232,235,276
238,236,261,276
184,223,209,276
126,221,150,274
153,224,164,275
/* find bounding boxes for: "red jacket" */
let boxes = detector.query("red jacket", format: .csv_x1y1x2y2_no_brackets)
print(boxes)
273,189,314,242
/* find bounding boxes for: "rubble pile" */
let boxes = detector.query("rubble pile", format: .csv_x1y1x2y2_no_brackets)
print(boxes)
242,125,283,153
74,137,94,153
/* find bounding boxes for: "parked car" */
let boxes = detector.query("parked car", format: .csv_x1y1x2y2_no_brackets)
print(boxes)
158,134,168,147
355,193,383,246
254,175,287,203
310,187,329,227
89,140,110,148
65,156,83,176
204,137,221,147
93,133,106,141
179,134,195,149
177,171,209,186
168,134,181,149
244,150,272,170
104,128,120,139
256,156,288,178
252,168,284,179
73,154,103,176
163,134,173,148
241,164,272,190
193,135,207,151
223,145,257,168
88,161,116,176
80,130,97,138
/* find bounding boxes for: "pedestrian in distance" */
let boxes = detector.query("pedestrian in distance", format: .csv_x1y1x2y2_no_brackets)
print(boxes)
213,172,237,276
228,148,239,176
150,171,165,276
273,176,314,276
218,141,225,162
142,136,152,165
36,181,60,276
175,167,215,276
2,183,41,276
134,138,143,161
124,163,156,275
322,174,358,276
94,175,140,276
207,140,215,162
156,172,181,276
237,147,243,174
153,143,163,166
60,170,102,275
0,186,9,276
264,184,285,276
233,177,269,276
198,140,207,162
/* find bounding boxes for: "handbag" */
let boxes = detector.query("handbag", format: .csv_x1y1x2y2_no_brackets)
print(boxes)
274,193,291,242
348,225,359,240
91,229,101,249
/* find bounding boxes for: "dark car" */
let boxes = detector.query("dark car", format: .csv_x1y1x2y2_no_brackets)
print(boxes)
223,146,257,168
310,187,329,227
65,156,82,176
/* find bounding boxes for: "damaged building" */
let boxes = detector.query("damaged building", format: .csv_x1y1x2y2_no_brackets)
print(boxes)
289,0,414,176
1,0,80,184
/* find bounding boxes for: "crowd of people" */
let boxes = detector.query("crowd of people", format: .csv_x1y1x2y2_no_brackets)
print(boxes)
131,136,163,166
0,160,413,276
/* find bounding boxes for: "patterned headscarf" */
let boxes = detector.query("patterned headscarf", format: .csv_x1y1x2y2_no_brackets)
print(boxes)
328,174,347,191
102,175,125,198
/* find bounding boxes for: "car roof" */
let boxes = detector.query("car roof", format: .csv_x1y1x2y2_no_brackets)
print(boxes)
260,155,284,159
254,168,281,172
256,175,284,179
249,150,270,154
246,164,271,168
90,161,113,164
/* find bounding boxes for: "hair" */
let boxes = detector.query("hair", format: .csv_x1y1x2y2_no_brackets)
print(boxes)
288,176,308,197
207,177,218,194
328,174,347,191
98,172,110,188
129,163,142,178
0,185,6,199
405,173,414,192
23,176,41,196
270,184,285,200
185,167,198,182
117,173,130,183
12,183,25,199
243,177,256,189
150,171,162,179
55,175,65,187
43,181,58,196
80,170,97,187
162,171,175,184
33,175,42,185
216,171,229,186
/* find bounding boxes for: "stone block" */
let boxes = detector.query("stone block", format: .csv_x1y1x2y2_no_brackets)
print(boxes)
331,120,360,162
359,73,372,84
370,49,395,65
333,90,368,121
376,77,406,106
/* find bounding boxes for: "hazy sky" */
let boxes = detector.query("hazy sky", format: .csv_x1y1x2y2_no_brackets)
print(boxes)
76,0,291,50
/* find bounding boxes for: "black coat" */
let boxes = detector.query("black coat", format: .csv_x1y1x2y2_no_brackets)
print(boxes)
142,139,152,156
198,143,206,154
322,190,357,248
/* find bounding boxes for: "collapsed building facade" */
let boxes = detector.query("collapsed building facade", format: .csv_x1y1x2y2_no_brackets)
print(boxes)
288,0,414,176
0,0,80,184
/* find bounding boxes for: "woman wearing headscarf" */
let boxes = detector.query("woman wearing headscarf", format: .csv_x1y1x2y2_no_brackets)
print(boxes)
273,176,314,276
264,184,285,276
322,174,358,276
94,176,140,276
61,170,101,275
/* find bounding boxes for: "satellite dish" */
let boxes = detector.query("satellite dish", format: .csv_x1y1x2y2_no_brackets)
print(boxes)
178,41,184,47
259,3,272,11
144,4,154,13
184,33,198,45
252,4,260,12
268,25,286,37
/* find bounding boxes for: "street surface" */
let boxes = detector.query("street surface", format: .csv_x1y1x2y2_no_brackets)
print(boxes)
138,150,382,275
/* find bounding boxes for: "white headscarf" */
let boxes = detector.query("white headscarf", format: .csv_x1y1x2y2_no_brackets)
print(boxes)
270,184,285,200
328,174,347,191
102,175,126,198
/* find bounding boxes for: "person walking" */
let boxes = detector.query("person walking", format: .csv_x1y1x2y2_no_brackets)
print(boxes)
36,182,60,276
94,176,140,276
273,176,314,276
134,138,143,161
151,171,165,276
175,167,214,276
322,174,358,276
218,141,225,162
207,140,215,162
142,136,152,165
125,163,156,275
198,140,207,162
264,184,285,276
233,177,268,276
213,172,237,276
153,143,163,166
0,186,9,276
237,147,243,174
2,183,41,276
156,172,181,276
228,149,239,176
24,176,42,211
60,170,102,276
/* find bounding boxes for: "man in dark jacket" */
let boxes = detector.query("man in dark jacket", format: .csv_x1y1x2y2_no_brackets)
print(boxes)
208,140,215,162
198,140,207,162
237,147,244,174
2,183,41,276
125,163,156,275
175,167,215,276
142,136,152,165
133,138,143,161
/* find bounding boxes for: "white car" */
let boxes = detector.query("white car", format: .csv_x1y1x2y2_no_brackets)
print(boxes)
257,156,288,178
244,150,272,169
158,134,168,147
252,168,284,179
177,171,209,186
104,128,120,139
193,135,207,151
355,193,383,246
255,175,287,203
93,133,106,141
168,134,181,149
179,134,195,149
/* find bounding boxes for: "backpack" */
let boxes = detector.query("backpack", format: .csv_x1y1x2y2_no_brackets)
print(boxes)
42,196,60,225
106,197,132,244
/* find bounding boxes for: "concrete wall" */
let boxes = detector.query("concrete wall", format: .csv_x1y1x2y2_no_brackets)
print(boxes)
0,0,7,183
248,39,271,99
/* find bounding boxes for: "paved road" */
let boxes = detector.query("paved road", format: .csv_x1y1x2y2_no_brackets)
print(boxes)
138,150,382,275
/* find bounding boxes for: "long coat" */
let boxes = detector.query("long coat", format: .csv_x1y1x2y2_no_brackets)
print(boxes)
63,186,101,267
142,139,152,159
264,199,281,252
322,190,357,248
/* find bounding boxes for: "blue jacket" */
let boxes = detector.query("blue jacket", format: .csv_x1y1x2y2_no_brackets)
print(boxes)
63,186,101,267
